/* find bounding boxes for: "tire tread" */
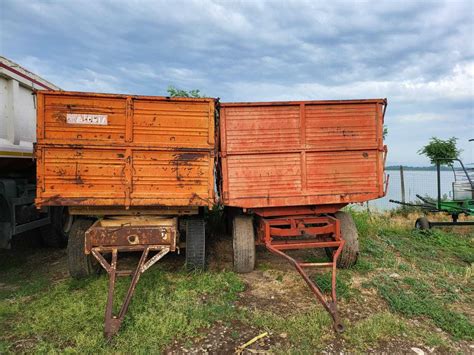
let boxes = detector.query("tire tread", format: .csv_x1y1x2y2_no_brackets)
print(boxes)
67,218,97,279
233,216,255,273
186,218,206,270
331,211,359,268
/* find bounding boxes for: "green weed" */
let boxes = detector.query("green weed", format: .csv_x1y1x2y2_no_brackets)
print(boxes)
248,308,332,352
374,275,474,340
313,272,353,300
2,270,244,353
344,312,407,350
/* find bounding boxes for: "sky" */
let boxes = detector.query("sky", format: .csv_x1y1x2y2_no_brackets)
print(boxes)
1,0,473,165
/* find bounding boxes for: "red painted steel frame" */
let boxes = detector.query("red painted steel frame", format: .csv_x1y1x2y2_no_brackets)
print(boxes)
256,210,345,332
85,219,175,339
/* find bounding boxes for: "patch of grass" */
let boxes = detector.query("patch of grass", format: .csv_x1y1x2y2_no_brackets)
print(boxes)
352,258,375,273
1,269,244,353
1,209,472,353
434,278,463,302
344,312,407,350
389,205,423,217
0,276,49,300
313,272,353,300
376,224,473,269
346,210,473,344
256,262,272,271
373,275,474,340
397,263,410,272
345,311,450,351
248,308,332,352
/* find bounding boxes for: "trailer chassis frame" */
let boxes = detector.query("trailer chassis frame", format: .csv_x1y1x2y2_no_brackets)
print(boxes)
254,206,346,332
85,218,176,339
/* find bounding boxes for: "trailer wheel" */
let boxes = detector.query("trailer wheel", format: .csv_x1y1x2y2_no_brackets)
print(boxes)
68,218,99,279
415,217,431,230
186,218,206,271
41,207,73,248
233,216,255,273
326,211,359,268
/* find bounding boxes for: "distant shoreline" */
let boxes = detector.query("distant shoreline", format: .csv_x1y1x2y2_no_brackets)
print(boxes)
386,166,452,171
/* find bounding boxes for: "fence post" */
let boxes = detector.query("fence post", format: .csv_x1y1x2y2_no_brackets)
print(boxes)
400,165,406,206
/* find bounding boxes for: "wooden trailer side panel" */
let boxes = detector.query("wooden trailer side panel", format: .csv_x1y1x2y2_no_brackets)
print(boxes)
220,99,386,208
36,91,215,208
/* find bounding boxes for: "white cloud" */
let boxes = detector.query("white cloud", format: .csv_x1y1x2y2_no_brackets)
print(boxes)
2,0,473,164
395,113,456,123
226,61,474,104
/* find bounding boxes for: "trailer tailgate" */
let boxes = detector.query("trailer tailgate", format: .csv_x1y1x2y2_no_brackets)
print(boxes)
36,91,216,208
220,99,387,208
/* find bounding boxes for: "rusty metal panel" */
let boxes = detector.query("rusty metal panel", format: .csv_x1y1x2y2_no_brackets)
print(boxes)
131,150,213,205
305,104,378,150
36,91,215,208
39,93,127,144
85,217,177,253
223,104,301,152
220,99,387,208
133,100,214,148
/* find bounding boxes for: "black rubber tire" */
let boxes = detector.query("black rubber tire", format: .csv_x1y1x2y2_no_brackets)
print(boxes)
41,207,73,248
415,217,431,230
67,218,99,279
325,211,359,268
232,216,255,273
186,218,206,271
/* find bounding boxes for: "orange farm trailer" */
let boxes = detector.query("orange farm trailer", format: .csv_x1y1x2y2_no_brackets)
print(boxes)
220,99,388,331
35,91,217,338
35,90,387,337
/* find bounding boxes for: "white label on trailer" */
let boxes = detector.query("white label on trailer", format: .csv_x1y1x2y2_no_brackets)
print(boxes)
66,114,108,125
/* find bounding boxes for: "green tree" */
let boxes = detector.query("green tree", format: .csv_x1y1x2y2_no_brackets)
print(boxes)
167,85,203,98
418,137,461,166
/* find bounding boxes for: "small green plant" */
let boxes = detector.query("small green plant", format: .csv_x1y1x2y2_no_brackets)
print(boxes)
167,86,203,98
343,312,406,350
373,275,474,340
418,137,461,166
314,272,352,299
248,309,331,352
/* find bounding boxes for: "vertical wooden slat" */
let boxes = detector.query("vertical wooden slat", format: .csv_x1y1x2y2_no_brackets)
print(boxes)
300,103,307,192
37,92,45,140
36,146,45,198
222,157,229,203
376,103,383,196
124,148,132,209
208,153,214,207
208,100,215,146
125,97,133,143
300,103,306,148
220,107,227,154
301,151,307,193
220,108,230,203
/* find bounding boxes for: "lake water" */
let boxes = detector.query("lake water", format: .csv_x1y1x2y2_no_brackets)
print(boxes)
365,170,456,211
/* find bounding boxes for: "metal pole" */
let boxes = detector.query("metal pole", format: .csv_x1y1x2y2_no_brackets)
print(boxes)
437,161,441,210
400,165,406,206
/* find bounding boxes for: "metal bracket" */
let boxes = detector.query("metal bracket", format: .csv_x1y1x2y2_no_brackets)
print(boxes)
259,214,345,332
91,246,170,339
